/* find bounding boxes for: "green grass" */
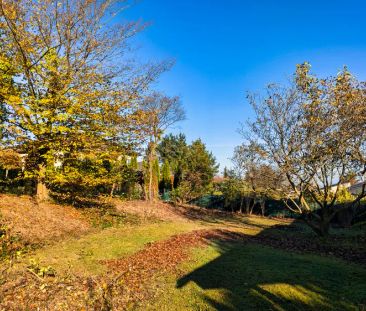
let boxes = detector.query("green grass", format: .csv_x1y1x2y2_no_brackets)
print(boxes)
12,214,285,277
7,206,365,310
142,243,366,311
22,221,202,276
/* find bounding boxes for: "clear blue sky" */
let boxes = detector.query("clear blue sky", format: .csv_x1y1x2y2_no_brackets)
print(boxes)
120,0,366,172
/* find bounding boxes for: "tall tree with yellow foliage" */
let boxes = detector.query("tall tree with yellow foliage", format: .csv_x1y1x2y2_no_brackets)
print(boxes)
0,0,166,201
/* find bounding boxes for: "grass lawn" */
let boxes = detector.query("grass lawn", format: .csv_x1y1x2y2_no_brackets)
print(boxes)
2,197,365,310
142,242,366,311
21,221,202,276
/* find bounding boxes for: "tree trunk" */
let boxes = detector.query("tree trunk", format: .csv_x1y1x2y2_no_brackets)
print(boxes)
311,220,330,237
305,214,331,237
110,183,116,197
239,196,244,214
245,197,252,215
147,141,158,202
36,164,49,203
319,221,330,236
147,142,154,201
148,148,153,201
260,199,265,216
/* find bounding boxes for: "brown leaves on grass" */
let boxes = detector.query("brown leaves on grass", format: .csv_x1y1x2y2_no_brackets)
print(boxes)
99,230,231,309
0,229,237,310
0,222,364,310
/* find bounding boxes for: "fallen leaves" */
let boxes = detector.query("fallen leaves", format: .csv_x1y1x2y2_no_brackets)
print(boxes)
0,226,364,310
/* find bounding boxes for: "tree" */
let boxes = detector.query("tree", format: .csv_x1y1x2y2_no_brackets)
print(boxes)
0,149,21,179
246,63,366,236
223,167,229,178
232,143,284,215
158,133,189,188
163,138,218,204
152,157,160,197
160,159,172,193
220,172,243,213
183,139,219,201
0,0,165,201
0,53,16,144
141,93,185,201
129,155,139,171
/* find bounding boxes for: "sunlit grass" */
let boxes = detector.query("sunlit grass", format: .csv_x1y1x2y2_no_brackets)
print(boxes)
22,221,202,276
142,243,366,311
12,213,288,277
7,205,365,310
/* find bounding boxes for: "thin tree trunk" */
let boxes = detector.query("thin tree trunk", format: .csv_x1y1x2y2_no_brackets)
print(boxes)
260,199,265,216
245,197,252,214
110,183,116,197
239,196,244,214
147,141,158,201
36,164,49,203
250,198,256,215
305,214,331,237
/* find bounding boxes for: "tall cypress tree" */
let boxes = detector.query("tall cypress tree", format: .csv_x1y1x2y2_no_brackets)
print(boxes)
160,159,172,192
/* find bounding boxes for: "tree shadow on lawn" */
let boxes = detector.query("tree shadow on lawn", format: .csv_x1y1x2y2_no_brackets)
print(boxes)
176,227,366,311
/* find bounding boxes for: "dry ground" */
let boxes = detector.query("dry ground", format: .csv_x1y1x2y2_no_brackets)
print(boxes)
0,194,90,243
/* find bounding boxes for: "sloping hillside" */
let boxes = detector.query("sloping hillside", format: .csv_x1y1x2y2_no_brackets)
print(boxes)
0,195,90,243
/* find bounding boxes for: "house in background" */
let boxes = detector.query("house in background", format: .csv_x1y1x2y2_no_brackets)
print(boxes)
329,182,351,193
349,180,366,195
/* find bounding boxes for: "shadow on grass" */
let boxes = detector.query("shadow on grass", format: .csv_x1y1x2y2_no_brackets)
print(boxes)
176,226,366,311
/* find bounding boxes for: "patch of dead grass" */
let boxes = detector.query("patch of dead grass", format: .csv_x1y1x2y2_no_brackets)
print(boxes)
0,194,91,244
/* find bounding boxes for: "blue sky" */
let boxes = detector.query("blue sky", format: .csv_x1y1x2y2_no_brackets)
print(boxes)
120,0,366,171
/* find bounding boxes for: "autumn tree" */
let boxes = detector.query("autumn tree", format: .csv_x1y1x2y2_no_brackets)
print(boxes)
246,63,366,236
141,93,185,201
232,143,284,215
0,0,165,201
0,149,21,179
